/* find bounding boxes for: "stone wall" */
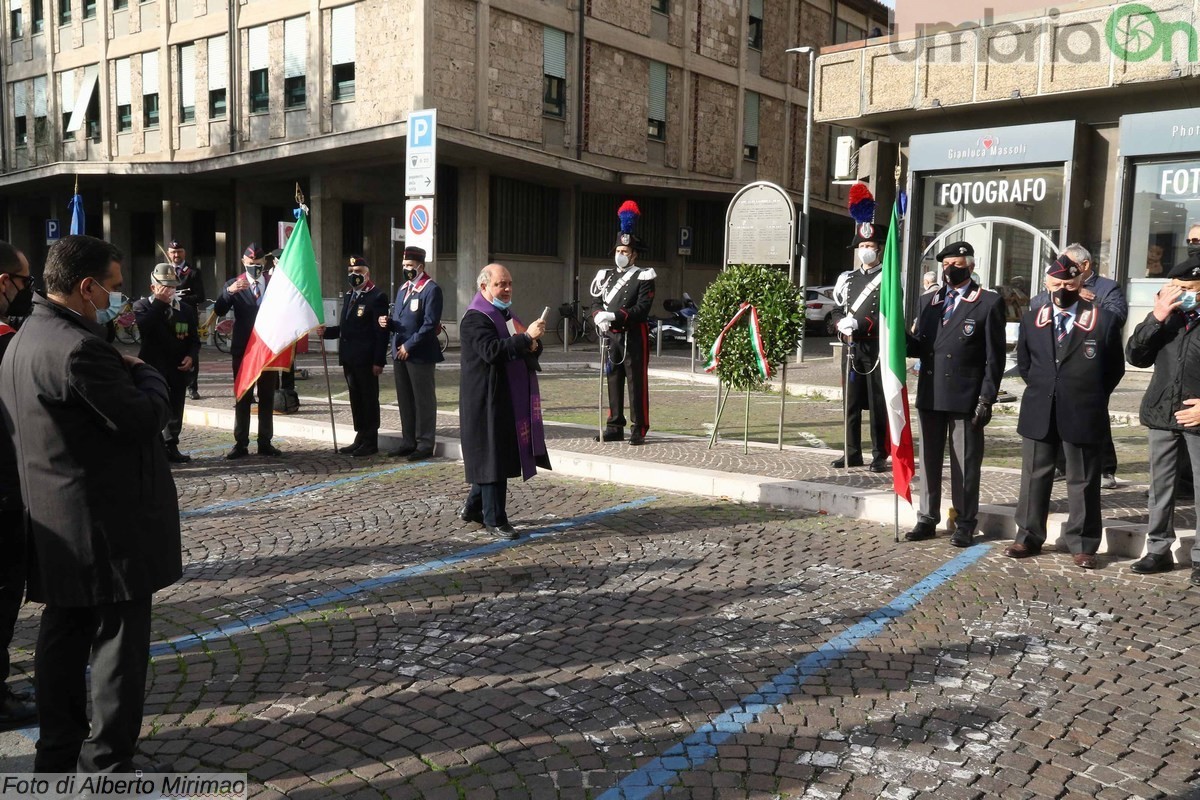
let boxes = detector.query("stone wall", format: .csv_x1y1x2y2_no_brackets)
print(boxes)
429,0,476,130
585,42,647,162
691,75,735,178
757,93,786,185
488,10,543,143
357,0,417,128
589,0,650,36
695,0,739,67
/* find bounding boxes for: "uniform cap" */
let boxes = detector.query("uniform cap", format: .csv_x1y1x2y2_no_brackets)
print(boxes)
1167,255,1200,280
349,255,370,268
167,239,184,250
1046,253,1081,280
402,246,426,263
935,241,974,261
852,222,886,247
151,262,180,287
243,243,265,259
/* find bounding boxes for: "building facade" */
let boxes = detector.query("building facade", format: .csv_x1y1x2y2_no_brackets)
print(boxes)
0,0,886,326
813,0,1200,337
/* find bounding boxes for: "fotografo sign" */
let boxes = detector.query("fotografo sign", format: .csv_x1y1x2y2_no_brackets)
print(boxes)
887,1,1200,65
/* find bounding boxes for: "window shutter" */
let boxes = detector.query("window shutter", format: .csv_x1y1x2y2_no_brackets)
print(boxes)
744,91,759,147
13,81,25,117
648,61,667,122
115,57,131,105
60,70,75,112
10,0,20,11
33,76,46,116
543,27,566,80
749,0,763,17
180,44,195,107
284,17,305,78
248,25,268,72
65,67,97,132
142,50,158,95
331,5,354,65
208,35,227,90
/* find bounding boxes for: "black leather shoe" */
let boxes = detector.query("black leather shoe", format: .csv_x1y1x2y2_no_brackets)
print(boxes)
904,521,937,541
407,449,434,461
594,428,624,443
166,445,192,464
1191,567,1200,586
1130,552,1174,574
225,445,249,460
338,442,362,454
388,445,416,458
352,445,378,458
950,527,974,547
258,444,284,457
486,525,519,540
0,688,37,730
831,456,865,468
457,503,484,525
869,458,889,473
189,389,201,400
629,433,646,446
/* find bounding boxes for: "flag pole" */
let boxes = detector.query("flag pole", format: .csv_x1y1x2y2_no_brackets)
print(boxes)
294,181,339,453
894,147,903,546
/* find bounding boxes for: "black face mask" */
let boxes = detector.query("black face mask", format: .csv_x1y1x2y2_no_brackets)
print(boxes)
943,265,971,286
4,279,32,318
402,267,418,282
1052,288,1080,308
1188,245,1200,259
348,272,366,289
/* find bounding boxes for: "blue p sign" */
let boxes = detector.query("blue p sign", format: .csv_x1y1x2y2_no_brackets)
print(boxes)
410,112,434,148
45,218,60,245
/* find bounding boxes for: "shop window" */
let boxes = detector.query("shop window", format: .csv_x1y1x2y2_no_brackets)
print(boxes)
489,176,559,257
333,63,355,101
1126,161,1200,280
248,69,268,113
284,75,305,109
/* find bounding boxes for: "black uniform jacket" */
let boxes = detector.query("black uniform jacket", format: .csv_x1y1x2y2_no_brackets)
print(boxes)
133,297,200,381
0,295,182,606
1016,301,1125,444
591,267,656,332
907,281,1007,413
840,266,882,341
214,275,265,370
175,261,207,309
322,286,389,369
1127,308,1200,432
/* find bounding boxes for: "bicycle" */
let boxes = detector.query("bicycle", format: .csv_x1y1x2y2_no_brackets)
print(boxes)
553,300,599,345
113,300,140,344
197,302,234,353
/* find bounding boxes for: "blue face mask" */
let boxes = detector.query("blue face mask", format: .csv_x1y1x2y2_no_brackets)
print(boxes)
91,289,125,325
1180,291,1198,312
491,296,512,310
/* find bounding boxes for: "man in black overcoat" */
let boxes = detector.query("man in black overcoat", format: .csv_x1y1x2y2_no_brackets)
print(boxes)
0,235,182,772
457,264,551,540
1006,254,1125,568
167,239,207,399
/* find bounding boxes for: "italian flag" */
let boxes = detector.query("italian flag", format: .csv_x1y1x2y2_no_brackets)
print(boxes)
879,201,916,503
234,208,324,399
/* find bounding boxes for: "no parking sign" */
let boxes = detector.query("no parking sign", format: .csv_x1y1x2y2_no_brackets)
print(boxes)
405,199,434,258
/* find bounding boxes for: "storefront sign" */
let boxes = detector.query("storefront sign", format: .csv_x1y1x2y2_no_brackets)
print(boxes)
1159,166,1200,197
1120,110,1200,157
936,177,1049,206
909,121,1076,171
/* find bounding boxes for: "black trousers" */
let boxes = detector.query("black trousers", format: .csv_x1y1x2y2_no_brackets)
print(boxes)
187,350,200,392
344,365,380,438
34,597,152,773
464,480,509,528
842,340,887,462
1016,433,1102,554
164,372,188,447
604,325,651,437
233,370,277,448
0,507,23,688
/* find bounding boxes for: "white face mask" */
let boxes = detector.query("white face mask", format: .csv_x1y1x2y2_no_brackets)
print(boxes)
615,253,630,269
857,247,879,267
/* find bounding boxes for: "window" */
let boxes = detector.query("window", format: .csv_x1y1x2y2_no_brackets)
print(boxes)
748,0,763,50
85,86,99,139
686,199,725,264
247,26,268,113
341,202,363,256
331,5,355,101
113,0,125,9
208,35,227,118
647,61,666,141
32,75,46,143
30,0,41,32
57,0,68,25
435,164,459,255
82,0,92,19
13,82,26,146
59,70,73,137
834,19,866,44
141,50,158,128
178,44,195,122
650,0,666,11
743,91,759,161
10,0,21,38
489,176,559,256
283,17,305,109
580,194,668,261
1126,161,1200,280
115,57,131,131
143,92,159,127
64,66,98,139
543,27,566,118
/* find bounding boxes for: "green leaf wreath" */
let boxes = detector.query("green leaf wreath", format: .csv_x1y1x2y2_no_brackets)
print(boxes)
694,264,805,391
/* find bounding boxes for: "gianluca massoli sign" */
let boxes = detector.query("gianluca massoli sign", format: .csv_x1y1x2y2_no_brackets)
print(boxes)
889,0,1200,65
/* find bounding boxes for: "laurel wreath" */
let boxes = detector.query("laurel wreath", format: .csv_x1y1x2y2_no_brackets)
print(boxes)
694,264,805,391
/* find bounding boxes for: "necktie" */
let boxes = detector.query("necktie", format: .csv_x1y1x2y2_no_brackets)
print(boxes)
1056,312,1069,343
941,290,958,326
251,281,261,303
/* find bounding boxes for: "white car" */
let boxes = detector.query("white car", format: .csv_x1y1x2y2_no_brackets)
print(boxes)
805,286,843,336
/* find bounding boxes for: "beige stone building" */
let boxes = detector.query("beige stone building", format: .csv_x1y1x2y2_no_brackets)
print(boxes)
813,0,1200,336
0,0,886,322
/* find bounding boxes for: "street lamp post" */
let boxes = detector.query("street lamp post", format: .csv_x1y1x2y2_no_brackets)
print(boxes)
787,45,815,363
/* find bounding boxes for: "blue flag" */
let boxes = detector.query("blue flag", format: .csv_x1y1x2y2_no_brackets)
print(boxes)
68,194,85,235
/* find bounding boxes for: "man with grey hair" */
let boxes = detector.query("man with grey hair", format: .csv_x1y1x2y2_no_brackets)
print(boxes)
1031,243,1127,488
921,271,938,294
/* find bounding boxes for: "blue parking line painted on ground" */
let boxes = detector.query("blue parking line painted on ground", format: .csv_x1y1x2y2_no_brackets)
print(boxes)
597,544,993,800
151,495,658,658
179,463,430,518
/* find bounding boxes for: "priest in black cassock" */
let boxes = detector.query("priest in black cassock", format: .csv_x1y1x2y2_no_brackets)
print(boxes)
457,263,552,540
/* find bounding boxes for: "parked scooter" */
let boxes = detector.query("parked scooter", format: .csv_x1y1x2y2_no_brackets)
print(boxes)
648,294,697,344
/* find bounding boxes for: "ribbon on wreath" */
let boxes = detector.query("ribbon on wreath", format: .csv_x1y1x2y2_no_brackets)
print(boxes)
704,302,772,380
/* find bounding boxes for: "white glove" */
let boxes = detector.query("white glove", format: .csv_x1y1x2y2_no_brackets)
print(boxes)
836,316,858,336
598,319,612,334
595,311,616,326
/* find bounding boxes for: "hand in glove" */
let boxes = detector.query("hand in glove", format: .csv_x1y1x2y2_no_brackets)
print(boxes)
595,310,616,327
597,318,612,335
836,316,859,336
972,400,992,428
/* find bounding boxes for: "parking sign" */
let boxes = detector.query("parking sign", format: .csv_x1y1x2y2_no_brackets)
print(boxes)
405,109,438,197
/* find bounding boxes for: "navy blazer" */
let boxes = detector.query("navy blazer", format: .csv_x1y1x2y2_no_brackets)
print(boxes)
322,285,389,368
385,276,444,364
213,274,266,370
907,281,1007,413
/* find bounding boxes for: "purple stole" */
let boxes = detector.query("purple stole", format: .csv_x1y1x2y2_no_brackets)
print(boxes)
466,292,548,480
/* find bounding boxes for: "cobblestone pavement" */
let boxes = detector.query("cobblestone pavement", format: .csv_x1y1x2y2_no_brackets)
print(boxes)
5,426,1200,799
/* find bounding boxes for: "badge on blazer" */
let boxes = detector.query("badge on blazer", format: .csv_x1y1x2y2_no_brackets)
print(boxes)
356,306,365,317
410,298,420,312
962,319,976,336
1084,340,1097,359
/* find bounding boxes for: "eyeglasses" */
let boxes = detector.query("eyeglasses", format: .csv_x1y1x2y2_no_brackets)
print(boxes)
1188,238,1200,245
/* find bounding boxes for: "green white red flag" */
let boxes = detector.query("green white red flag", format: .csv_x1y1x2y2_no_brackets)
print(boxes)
234,207,324,399
879,201,915,503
